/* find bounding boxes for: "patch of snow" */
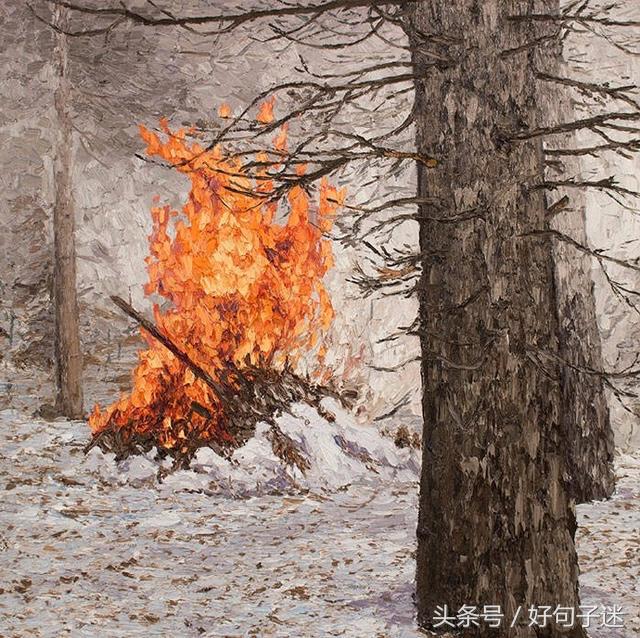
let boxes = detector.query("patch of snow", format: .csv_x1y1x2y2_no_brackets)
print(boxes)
0,409,637,637
119,456,157,487
140,511,181,528
70,400,421,496
82,447,120,483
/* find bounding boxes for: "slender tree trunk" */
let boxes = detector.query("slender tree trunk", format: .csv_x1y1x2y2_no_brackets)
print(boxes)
409,2,587,635
52,6,83,418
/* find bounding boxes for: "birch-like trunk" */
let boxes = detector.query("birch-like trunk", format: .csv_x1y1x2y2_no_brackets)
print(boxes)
52,7,83,418
409,1,593,635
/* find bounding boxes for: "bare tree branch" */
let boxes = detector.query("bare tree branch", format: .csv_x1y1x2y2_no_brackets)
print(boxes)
41,0,420,36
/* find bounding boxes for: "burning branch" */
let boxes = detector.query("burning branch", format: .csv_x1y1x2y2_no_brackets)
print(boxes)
89,294,345,466
110,295,227,401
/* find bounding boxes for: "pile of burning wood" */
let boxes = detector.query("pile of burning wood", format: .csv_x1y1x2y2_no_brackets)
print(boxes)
86,296,347,471
86,109,346,469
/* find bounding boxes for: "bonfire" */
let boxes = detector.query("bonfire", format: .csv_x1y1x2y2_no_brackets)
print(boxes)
87,103,345,464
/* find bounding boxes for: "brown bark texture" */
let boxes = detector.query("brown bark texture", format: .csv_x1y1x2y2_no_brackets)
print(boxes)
550,175,615,503
545,110,615,503
52,6,83,418
408,1,600,635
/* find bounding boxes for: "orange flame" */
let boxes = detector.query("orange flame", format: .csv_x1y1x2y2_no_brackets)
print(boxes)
218,103,232,119
257,97,275,124
89,113,344,451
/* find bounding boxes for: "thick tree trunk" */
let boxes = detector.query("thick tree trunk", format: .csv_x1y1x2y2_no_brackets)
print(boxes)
52,7,83,418
409,2,588,635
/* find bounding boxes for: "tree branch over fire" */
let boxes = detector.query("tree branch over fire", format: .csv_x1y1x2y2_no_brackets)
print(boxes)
44,0,640,383
37,0,419,36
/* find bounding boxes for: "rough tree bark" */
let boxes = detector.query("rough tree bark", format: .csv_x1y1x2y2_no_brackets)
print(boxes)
409,1,595,635
52,6,83,418
551,172,615,503
545,109,615,502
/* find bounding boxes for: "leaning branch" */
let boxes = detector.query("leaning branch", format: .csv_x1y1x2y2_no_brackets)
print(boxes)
110,295,228,398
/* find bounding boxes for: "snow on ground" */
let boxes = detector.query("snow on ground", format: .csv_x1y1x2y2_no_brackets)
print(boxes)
83,399,421,496
0,408,638,637
576,453,640,638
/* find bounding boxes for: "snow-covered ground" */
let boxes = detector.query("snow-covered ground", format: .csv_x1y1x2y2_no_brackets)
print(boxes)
0,408,637,637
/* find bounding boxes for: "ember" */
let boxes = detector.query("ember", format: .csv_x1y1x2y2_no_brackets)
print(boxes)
89,103,344,459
